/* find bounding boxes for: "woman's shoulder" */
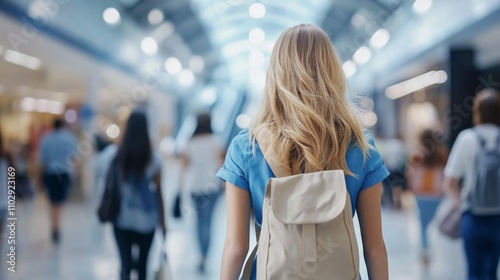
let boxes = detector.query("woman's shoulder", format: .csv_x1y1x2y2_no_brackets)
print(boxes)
347,130,376,154
235,128,251,139
362,130,377,146
345,130,386,172
225,129,256,161
231,129,252,148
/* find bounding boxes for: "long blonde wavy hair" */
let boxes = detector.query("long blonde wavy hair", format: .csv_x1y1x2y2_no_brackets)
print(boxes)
250,24,370,176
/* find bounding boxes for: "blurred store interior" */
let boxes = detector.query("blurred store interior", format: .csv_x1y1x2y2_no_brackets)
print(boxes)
0,0,500,279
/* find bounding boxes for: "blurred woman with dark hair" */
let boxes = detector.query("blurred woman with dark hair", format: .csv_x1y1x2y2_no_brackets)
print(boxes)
111,110,166,280
408,128,448,266
181,112,225,273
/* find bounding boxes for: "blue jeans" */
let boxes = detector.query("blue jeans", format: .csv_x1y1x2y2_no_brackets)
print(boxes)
415,196,441,249
192,190,221,260
461,211,500,280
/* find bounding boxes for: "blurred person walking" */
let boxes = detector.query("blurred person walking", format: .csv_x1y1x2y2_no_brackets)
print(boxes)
110,110,166,280
0,129,14,249
180,113,225,273
38,119,77,244
15,144,34,199
444,89,500,280
407,129,448,267
217,24,389,280
379,134,408,209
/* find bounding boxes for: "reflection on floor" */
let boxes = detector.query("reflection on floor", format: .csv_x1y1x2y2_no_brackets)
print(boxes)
1,179,499,280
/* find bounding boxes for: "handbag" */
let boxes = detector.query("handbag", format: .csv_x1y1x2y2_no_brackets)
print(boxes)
155,248,171,280
97,157,121,223
438,206,461,239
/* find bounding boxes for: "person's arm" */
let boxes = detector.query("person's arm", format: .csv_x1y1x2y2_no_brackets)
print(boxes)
406,151,422,193
70,133,79,175
38,164,45,191
180,153,189,168
155,170,167,237
220,183,251,280
38,138,46,191
443,176,461,208
443,131,469,208
216,136,227,163
357,183,388,280
220,149,227,163
178,153,189,191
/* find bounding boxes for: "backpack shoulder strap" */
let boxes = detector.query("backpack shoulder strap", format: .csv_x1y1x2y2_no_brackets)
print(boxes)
473,128,486,148
254,131,288,178
241,132,288,280
241,244,258,280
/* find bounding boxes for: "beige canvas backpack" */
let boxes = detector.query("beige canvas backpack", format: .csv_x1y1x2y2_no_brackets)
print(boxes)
241,134,360,280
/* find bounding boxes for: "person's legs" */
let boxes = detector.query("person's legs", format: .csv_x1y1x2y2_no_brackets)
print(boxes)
461,212,487,280
44,174,59,242
114,227,134,280
416,197,441,267
135,230,155,280
192,191,220,271
416,197,441,250
50,204,62,242
45,173,71,243
481,215,500,280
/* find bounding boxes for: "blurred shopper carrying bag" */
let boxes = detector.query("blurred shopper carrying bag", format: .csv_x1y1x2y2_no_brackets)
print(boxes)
102,111,166,280
443,89,500,280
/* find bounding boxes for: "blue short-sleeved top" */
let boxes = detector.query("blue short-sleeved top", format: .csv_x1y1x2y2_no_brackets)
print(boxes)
217,129,390,226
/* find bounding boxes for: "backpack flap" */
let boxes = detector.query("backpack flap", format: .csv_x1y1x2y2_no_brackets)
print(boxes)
270,169,347,224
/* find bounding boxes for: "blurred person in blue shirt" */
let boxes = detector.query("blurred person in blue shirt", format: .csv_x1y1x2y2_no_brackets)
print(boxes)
38,118,78,244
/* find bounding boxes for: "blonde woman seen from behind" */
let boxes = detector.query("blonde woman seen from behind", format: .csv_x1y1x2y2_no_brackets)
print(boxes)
217,24,389,280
